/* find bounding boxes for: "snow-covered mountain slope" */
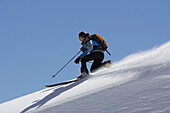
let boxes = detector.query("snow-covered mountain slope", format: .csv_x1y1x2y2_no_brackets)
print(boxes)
1,42,170,113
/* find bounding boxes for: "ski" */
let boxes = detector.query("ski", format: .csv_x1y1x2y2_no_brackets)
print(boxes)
45,79,78,87
45,76,89,87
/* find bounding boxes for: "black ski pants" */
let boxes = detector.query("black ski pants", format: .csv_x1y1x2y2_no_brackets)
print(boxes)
81,52,104,73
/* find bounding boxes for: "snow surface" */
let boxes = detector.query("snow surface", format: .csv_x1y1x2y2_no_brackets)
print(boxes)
1,42,170,113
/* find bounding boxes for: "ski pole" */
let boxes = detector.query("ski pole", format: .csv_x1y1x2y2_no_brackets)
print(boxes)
106,50,111,56
52,50,81,78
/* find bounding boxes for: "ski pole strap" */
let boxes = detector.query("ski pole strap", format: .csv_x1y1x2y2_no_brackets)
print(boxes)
106,50,111,56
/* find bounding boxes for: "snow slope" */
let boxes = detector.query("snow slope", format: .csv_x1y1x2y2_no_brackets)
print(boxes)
1,42,170,113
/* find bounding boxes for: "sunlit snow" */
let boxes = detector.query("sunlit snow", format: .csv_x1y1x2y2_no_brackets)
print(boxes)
0,42,170,113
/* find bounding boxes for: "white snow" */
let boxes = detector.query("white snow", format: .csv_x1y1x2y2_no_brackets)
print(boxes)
1,42,170,113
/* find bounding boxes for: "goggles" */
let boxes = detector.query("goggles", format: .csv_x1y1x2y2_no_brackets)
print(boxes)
79,35,86,38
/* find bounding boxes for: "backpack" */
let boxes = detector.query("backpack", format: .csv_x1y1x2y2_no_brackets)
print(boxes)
90,34,108,51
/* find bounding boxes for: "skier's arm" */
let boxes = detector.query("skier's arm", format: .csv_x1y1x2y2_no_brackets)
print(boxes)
79,52,88,58
79,40,93,58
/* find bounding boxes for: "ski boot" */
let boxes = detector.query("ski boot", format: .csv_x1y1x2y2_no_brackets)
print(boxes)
104,60,112,67
77,72,89,80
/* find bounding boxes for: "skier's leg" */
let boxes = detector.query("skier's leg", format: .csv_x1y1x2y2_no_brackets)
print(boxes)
98,60,112,68
90,52,104,73
81,62,88,74
81,52,100,74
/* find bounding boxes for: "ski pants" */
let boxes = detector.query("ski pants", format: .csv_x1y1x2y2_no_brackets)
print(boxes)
81,52,104,73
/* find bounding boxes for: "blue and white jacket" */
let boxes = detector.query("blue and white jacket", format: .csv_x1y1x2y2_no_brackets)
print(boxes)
80,37,104,58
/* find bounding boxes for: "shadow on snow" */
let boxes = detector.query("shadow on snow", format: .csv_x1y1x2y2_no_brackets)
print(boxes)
21,78,87,113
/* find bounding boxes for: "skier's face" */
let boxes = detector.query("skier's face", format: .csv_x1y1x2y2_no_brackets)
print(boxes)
79,37,85,42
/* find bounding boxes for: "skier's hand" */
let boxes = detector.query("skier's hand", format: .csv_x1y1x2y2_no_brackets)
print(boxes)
74,57,80,64
80,47,87,52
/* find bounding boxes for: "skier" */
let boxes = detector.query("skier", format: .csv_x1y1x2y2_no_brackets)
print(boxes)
46,32,111,87
74,32,111,79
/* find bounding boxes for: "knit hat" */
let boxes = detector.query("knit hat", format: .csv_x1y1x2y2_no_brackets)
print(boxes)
79,32,87,38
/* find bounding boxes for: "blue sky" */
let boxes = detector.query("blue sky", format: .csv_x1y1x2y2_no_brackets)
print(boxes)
0,0,169,103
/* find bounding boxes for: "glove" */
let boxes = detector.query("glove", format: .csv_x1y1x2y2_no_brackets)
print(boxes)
74,57,80,64
80,47,87,52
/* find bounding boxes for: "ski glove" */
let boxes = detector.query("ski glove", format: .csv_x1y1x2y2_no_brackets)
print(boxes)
80,47,87,52
74,57,80,64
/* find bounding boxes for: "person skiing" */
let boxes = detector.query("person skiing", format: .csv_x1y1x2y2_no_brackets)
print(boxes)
74,32,110,79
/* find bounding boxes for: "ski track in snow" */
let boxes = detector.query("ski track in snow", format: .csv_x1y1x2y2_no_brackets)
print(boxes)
0,42,170,113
